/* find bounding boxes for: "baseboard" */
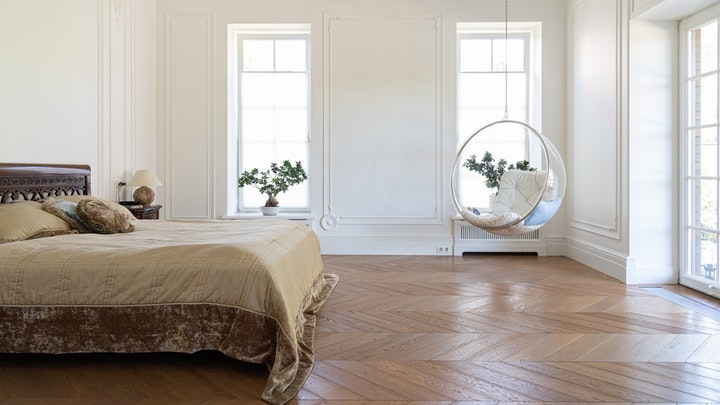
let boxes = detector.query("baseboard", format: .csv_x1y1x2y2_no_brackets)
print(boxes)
454,241,547,256
562,237,629,282
545,235,568,256
319,236,455,256
319,233,671,285
634,267,678,284
320,235,549,257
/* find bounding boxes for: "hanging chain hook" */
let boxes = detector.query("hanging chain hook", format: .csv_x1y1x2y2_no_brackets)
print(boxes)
503,0,509,121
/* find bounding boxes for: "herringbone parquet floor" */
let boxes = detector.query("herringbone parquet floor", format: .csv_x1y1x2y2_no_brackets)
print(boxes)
2,255,720,404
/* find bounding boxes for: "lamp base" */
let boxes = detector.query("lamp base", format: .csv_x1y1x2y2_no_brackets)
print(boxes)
133,186,155,206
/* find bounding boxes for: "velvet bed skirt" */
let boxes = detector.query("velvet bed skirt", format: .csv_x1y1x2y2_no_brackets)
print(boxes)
0,273,338,404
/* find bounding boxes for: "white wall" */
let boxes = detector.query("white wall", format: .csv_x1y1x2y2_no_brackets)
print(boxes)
156,0,568,255
628,19,677,284
565,0,697,284
0,1,99,173
0,0,156,202
565,0,632,280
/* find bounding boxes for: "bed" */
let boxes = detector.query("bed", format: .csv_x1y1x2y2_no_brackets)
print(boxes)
0,163,337,405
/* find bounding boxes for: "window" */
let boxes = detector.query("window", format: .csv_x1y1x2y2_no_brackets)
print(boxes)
681,7,720,295
456,23,539,209
229,25,310,211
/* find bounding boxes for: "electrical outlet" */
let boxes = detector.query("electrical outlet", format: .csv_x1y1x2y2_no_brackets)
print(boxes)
115,180,127,202
436,245,451,255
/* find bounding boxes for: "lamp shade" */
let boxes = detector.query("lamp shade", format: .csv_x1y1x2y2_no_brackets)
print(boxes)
127,170,162,187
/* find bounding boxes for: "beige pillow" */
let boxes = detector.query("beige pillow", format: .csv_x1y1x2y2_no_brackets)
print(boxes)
59,195,136,222
0,201,76,243
77,199,135,234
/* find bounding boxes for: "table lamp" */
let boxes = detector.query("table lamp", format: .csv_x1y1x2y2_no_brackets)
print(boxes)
127,170,162,206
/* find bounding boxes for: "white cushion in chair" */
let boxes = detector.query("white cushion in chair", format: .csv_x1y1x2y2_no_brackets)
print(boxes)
461,169,561,236
492,170,547,216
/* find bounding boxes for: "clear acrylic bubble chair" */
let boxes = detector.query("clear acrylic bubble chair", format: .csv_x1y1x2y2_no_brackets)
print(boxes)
451,120,566,236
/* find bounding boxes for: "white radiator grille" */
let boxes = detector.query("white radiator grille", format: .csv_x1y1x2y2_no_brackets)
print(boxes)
457,224,540,241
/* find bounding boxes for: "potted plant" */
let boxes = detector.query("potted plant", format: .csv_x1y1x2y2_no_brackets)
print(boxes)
237,160,308,215
463,151,535,195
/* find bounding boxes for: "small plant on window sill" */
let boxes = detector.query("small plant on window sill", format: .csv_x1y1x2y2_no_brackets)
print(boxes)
237,160,307,207
463,151,535,195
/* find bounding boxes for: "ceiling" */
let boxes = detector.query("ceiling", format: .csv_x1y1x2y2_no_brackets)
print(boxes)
633,0,718,20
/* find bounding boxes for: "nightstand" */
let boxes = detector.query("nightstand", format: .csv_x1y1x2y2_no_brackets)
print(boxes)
127,205,162,220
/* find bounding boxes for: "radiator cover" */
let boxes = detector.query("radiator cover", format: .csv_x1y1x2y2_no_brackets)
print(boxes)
453,219,546,256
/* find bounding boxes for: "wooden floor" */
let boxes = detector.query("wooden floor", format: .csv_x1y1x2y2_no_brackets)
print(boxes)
2,255,720,404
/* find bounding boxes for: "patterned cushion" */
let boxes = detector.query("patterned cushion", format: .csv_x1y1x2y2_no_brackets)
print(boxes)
41,197,91,233
77,199,135,234
60,195,136,222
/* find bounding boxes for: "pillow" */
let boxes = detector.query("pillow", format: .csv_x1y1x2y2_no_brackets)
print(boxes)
41,197,92,233
462,207,522,229
59,195,136,222
77,198,135,234
524,197,562,226
494,170,547,215
0,201,76,243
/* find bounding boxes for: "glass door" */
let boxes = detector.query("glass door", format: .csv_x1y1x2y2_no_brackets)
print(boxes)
682,7,720,298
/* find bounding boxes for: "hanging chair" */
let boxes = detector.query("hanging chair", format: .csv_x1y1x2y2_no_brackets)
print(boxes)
451,120,566,236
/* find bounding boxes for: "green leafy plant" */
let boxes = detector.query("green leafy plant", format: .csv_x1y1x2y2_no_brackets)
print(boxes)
237,160,308,207
463,151,535,193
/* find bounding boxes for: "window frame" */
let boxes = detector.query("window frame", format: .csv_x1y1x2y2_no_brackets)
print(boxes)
455,23,541,209
679,4,720,296
457,31,531,123
227,24,311,214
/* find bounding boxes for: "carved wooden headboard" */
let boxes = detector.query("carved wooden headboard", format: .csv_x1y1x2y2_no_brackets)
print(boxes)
0,163,91,204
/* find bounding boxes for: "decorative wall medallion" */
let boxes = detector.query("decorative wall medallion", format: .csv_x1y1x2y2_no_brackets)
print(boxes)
320,215,338,231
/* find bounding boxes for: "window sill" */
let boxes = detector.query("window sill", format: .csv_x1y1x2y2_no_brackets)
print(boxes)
220,213,316,221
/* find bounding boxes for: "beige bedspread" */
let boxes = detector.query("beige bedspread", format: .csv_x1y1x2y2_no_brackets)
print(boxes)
0,219,336,404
